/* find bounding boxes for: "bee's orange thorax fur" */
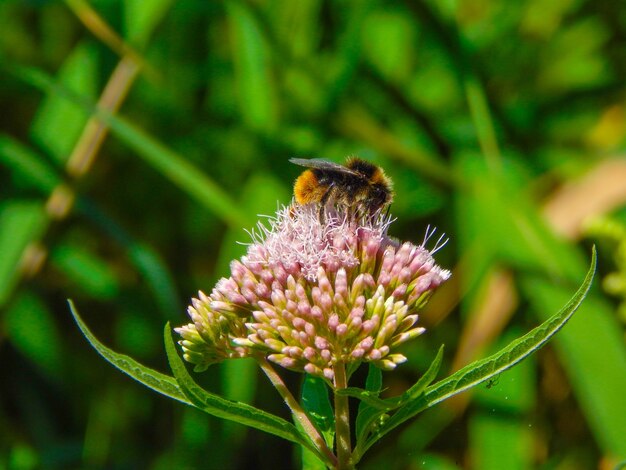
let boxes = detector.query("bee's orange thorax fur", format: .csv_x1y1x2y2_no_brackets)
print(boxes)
294,170,325,204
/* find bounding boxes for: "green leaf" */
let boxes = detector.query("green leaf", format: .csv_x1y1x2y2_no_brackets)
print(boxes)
69,300,191,405
301,374,335,447
341,346,443,412
300,375,335,470
357,247,596,458
522,276,626,457
469,329,536,470
339,387,393,411
355,364,382,442
300,446,327,470
163,323,327,462
352,346,443,461
456,155,626,457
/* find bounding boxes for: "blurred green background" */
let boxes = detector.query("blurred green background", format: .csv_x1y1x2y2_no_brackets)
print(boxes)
2,0,626,469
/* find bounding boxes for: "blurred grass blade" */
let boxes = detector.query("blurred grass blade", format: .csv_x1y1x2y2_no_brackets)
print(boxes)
123,0,175,48
127,244,180,321
69,300,191,405
359,247,595,456
0,133,181,317
0,135,61,192
0,201,48,307
97,109,248,228
51,243,120,300
11,64,247,228
6,291,64,380
30,42,98,164
226,1,278,132
77,199,181,320
464,77,501,172
163,323,328,463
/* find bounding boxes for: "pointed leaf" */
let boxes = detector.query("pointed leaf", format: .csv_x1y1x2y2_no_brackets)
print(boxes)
357,247,596,458
163,324,327,462
399,345,445,403
69,300,190,405
340,387,393,411
352,346,444,457
342,346,444,411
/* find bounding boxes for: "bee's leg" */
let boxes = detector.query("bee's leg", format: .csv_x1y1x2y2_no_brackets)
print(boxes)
318,204,325,225
318,184,335,224
359,203,373,223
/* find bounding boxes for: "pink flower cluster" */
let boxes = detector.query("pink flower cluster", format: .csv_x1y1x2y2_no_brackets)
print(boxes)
176,205,450,379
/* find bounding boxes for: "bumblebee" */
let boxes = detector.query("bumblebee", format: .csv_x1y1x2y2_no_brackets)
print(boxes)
290,157,394,219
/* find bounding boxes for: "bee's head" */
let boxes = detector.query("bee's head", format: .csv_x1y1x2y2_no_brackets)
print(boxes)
369,183,394,212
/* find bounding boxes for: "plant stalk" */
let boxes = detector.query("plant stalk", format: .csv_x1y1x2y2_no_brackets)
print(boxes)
256,356,337,467
333,361,353,470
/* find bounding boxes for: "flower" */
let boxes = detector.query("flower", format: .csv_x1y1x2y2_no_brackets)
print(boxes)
176,204,450,379
176,290,250,371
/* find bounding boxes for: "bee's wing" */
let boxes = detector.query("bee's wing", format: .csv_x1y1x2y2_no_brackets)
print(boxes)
289,158,359,175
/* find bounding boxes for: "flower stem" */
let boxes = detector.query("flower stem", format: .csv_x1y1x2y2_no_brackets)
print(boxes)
333,361,353,470
256,356,337,467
